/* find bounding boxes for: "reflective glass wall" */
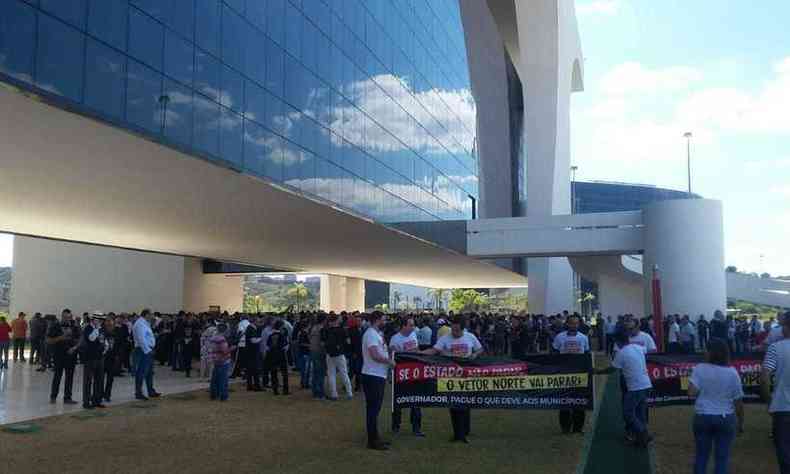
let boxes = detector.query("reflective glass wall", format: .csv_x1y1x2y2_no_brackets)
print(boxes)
0,0,478,224
574,182,697,214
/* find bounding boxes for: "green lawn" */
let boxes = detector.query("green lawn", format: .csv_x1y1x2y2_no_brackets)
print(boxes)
1,380,590,474
652,404,778,473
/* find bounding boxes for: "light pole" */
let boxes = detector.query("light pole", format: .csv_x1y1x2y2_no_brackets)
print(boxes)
570,165,579,214
684,132,692,195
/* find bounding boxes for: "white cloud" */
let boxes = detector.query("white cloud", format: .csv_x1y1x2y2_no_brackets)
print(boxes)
770,185,790,197
598,62,703,96
576,0,620,16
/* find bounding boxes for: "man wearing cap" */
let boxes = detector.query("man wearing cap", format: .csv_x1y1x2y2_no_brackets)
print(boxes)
82,313,107,409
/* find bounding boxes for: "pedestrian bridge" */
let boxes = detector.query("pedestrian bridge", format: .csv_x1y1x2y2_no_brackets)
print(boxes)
467,211,645,258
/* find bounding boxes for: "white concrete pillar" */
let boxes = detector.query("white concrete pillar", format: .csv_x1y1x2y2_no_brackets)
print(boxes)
320,275,365,313
182,258,243,313
643,199,726,320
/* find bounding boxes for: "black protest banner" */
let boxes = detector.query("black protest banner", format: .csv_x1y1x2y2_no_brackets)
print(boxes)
646,352,764,406
393,353,594,410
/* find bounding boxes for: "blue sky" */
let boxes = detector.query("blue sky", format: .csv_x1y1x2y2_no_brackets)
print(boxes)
573,0,790,276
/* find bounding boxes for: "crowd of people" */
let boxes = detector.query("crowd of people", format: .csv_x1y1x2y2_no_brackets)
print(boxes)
3,305,790,472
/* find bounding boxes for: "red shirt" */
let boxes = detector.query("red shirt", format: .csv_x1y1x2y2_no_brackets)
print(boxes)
0,322,11,342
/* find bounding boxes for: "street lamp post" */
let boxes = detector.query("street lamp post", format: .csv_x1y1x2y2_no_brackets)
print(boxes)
570,165,579,214
684,132,693,195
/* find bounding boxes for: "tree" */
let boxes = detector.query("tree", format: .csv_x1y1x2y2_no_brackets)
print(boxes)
577,292,596,317
286,283,310,311
725,266,738,273
413,296,422,310
392,290,403,310
243,294,266,314
427,288,449,310
449,289,489,313
761,272,772,279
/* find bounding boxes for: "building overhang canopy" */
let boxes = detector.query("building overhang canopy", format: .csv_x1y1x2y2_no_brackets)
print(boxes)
0,86,525,289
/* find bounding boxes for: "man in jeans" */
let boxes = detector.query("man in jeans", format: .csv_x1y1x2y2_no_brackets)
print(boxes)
323,315,353,401
361,312,394,450
611,330,653,447
209,323,235,401
309,315,327,399
762,311,790,473
132,310,160,401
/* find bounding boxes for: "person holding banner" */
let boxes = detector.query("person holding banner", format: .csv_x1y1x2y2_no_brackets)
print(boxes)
611,330,653,448
389,317,425,437
553,315,590,434
761,311,790,474
420,315,483,444
361,312,395,451
687,338,744,474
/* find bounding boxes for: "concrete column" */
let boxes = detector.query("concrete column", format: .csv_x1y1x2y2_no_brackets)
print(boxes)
643,199,726,320
320,275,365,313
182,258,243,313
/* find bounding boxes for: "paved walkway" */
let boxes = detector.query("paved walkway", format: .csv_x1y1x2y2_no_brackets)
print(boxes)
583,374,652,474
0,356,209,425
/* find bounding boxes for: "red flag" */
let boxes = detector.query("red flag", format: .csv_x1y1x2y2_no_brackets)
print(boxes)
652,265,664,352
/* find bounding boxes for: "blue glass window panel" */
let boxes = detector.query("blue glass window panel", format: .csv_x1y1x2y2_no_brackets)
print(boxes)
244,27,266,84
284,1,302,61
126,59,163,134
163,78,193,146
40,0,87,30
263,132,284,182
266,0,285,47
84,38,126,119
220,107,243,167
284,55,308,110
298,150,318,195
164,29,194,86
220,64,244,113
221,4,245,72
225,0,244,15
164,0,194,40
244,80,265,123
130,0,166,22
194,49,220,102
193,93,220,157
265,38,284,98
195,0,221,57
0,0,36,83
247,0,266,32
264,92,284,136
128,6,164,71
282,139,303,188
302,18,318,74
87,0,127,51
280,104,300,142
36,14,85,102
243,119,265,177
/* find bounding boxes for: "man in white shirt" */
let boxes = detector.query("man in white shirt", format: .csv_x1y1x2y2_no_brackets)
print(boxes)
611,330,653,448
361,312,395,451
761,311,790,473
668,315,681,353
421,315,483,443
132,309,160,401
615,317,657,353
553,315,590,434
389,317,424,437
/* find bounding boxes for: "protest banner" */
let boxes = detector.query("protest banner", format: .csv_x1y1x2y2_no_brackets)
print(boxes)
393,353,594,410
646,352,764,406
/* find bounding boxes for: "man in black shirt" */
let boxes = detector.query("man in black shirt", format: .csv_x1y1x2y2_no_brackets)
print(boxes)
81,314,107,409
48,309,79,404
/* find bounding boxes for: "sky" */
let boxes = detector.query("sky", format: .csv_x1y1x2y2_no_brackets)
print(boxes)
573,0,790,276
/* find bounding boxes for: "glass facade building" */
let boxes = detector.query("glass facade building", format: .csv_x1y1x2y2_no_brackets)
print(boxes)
574,181,696,214
0,0,478,225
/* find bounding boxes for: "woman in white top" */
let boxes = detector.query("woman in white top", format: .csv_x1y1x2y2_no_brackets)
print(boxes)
688,338,745,474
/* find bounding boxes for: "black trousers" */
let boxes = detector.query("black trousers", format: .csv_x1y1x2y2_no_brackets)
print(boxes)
82,359,104,407
392,406,422,432
362,374,386,445
12,338,26,360
267,356,289,394
30,338,42,364
51,359,76,400
449,408,471,440
774,412,790,474
559,408,586,433
245,352,261,390
103,363,115,400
